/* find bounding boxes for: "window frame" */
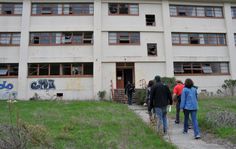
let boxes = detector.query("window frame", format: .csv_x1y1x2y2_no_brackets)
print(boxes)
29,32,93,46
172,33,226,46
0,32,21,46
170,5,224,18
108,32,140,45
108,3,139,16
28,63,93,77
232,7,236,18
31,3,94,16
174,62,230,75
0,63,18,78
147,43,157,56
0,3,22,16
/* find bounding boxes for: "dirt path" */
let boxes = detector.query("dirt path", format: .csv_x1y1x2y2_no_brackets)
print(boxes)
128,105,229,149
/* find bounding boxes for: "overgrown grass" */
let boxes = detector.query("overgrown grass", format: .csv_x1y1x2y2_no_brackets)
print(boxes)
170,97,236,144
0,101,176,149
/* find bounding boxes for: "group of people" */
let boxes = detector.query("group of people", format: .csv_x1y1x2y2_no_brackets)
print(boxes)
146,75,201,139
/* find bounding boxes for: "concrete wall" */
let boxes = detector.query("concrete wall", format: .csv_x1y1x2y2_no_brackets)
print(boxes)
135,62,166,87
0,47,19,63
0,78,18,99
0,17,21,31
27,77,93,100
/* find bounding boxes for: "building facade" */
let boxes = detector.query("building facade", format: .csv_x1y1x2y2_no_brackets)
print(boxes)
0,0,236,100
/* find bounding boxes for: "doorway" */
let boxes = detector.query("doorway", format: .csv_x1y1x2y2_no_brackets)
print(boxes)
116,63,134,89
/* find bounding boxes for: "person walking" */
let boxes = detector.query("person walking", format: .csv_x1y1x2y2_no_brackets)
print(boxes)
180,78,201,139
172,80,184,124
125,81,135,105
150,75,172,134
146,80,155,121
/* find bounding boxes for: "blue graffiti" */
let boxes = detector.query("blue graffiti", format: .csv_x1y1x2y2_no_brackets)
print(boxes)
0,81,13,90
31,79,56,90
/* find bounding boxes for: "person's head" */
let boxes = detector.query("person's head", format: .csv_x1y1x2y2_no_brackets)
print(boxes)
184,78,194,88
154,75,161,83
148,80,154,87
176,80,183,84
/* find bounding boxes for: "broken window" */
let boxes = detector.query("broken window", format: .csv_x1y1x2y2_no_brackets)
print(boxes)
189,34,200,44
83,63,93,75
62,64,71,75
50,64,60,75
147,43,157,56
41,6,52,14
109,32,140,44
119,33,129,43
2,4,14,14
146,14,155,26
62,33,72,44
72,64,82,75
174,62,229,75
28,64,38,76
170,5,223,18
39,64,49,75
83,32,93,44
0,63,18,77
108,3,138,15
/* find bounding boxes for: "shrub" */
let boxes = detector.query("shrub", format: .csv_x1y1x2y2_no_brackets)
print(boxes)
161,77,176,92
221,79,236,96
97,90,106,100
134,89,146,105
206,111,236,128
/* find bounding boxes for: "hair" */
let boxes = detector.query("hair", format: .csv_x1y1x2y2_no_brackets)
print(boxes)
154,75,161,83
184,78,194,88
176,80,183,84
147,80,154,87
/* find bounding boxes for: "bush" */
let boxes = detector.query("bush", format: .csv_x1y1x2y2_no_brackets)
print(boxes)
134,89,146,105
97,90,106,100
206,111,236,128
161,77,176,92
221,79,236,96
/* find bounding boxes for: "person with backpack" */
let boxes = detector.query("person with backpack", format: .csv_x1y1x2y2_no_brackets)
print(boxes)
180,78,201,139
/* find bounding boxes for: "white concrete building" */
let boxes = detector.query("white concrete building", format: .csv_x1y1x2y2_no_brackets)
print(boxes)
0,0,235,100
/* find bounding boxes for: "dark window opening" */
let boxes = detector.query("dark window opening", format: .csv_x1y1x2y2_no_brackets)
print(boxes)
83,63,93,75
190,36,200,44
119,4,129,14
146,14,155,26
0,63,18,77
62,64,71,75
33,36,40,44
50,64,60,75
147,43,157,56
109,3,118,14
39,64,49,75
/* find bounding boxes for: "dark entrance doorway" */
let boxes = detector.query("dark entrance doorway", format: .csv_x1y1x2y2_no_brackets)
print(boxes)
116,63,134,89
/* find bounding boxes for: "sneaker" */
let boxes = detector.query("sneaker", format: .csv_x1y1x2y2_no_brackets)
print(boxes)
175,120,180,124
195,135,201,139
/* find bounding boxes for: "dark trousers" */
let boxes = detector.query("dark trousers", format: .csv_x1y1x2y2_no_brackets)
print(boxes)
175,96,181,123
128,93,132,105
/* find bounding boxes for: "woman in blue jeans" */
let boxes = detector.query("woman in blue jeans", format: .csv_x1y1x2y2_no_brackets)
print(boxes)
180,78,200,139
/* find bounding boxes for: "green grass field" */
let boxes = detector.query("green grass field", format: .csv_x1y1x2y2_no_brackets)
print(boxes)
0,101,176,149
170,97,236,144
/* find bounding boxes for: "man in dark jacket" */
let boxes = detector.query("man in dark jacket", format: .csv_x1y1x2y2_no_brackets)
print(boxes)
125,81,135,105
150,75,172,134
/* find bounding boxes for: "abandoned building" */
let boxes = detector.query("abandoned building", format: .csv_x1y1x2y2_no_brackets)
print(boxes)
0,0,236,100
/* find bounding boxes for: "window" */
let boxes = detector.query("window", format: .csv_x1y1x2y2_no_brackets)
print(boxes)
0,33,20,46
108,3,138,15
30,32,93,45
0,3,22,15
109,32,140,45
0,63,18,77
170,5,223,18
174,62,229,75
147,43,157,56
232,7,236,18
28,63,93,77
172,33,226,46
146,14,155,26
31,3,93,15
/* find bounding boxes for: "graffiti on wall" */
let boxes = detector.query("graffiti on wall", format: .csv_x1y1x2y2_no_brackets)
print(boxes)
0,81,13,90
0,91,17,99
31,79,56,90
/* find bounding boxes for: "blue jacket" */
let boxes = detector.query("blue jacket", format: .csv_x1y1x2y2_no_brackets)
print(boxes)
180,87,198,110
